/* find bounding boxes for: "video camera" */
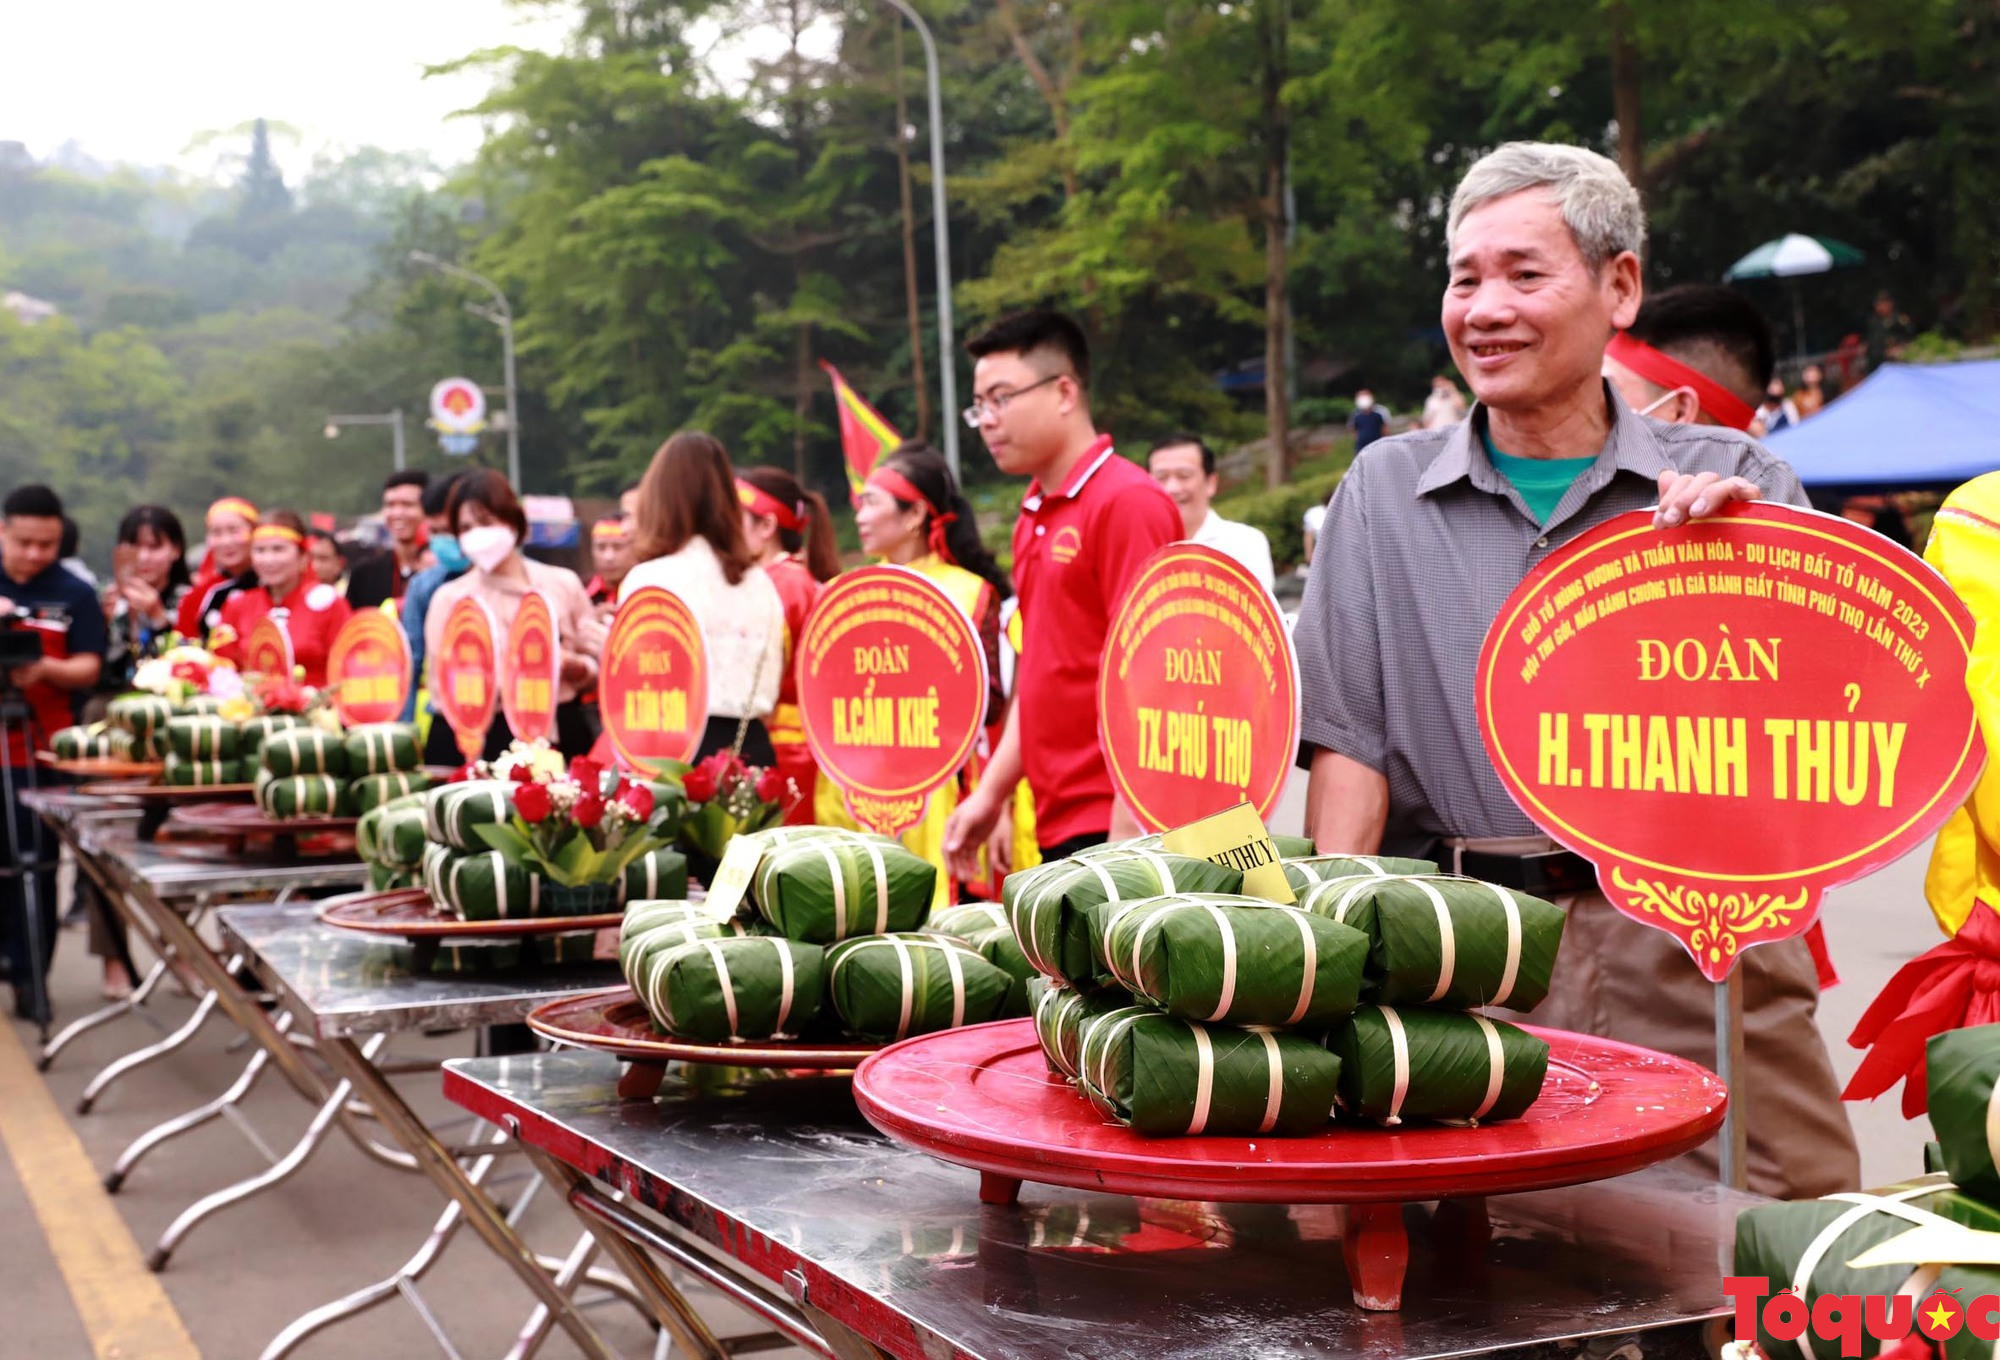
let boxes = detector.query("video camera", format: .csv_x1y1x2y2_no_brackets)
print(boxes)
0,619,46,670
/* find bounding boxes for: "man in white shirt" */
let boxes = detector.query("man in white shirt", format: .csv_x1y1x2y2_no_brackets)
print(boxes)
1146,433,1276,591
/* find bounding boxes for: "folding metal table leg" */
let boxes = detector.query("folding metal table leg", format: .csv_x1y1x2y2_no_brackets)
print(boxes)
148,1032,390,1272
39,828,171,1069
75,953,239,1114
105,1008,293,1192
313,1035,622,1360
41,955,172,1071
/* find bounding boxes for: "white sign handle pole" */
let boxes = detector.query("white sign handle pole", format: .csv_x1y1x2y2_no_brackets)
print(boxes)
1715,970,1748,1189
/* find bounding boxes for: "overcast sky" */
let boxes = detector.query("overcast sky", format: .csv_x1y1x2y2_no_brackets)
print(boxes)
0,0,572,177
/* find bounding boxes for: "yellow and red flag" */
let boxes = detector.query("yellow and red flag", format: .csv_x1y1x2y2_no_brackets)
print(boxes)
820,360,902,502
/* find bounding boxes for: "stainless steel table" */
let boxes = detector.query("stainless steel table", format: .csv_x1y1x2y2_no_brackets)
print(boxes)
220,902,634,1360
445,1049,1767,1360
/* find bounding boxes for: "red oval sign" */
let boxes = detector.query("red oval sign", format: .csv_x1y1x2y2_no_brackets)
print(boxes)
600,586,708,773
435,596,500,761
1098,543,1300,833
502,589,560,747
327,611,412,726
1477,503,1981,980
244,616,294,679
797,566,989,838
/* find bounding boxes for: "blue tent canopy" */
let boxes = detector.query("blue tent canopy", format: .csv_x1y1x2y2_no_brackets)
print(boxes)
1764,359,2000,490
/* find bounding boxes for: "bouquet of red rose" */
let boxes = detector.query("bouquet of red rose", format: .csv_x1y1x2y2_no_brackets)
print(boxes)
473,755,672,888
673,751,792,868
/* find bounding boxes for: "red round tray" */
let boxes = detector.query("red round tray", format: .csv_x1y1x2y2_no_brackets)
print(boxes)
852,1017,1726,1205
171,801,357,836
81,780,256,802
527,986,882,1069
40,755,168,779
318,889,624,939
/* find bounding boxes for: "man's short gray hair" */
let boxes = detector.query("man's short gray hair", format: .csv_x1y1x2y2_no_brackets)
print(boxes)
1447,142,1646,271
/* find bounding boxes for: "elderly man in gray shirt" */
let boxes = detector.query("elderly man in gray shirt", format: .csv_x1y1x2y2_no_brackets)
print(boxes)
1295,142,1858,1200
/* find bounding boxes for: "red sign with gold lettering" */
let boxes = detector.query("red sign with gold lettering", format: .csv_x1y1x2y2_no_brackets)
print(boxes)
501,589,560,747
1099,543,1301,833
1477,503,1981,981
435,597,500,761
599,586,707,773
244,615,294,679
797,566,989,838
327,611,412,726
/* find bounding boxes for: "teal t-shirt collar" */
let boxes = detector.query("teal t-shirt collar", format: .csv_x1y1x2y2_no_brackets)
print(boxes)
1479,425,1597,525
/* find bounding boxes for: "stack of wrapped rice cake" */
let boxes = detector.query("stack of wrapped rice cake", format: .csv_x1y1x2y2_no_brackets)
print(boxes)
618,826,1033,1046
254,722,434,820
1019,841,1568,1137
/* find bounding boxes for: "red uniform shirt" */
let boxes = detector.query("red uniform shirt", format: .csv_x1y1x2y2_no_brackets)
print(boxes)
217,581,353,687
1010,436,1182,847
763,554,824,826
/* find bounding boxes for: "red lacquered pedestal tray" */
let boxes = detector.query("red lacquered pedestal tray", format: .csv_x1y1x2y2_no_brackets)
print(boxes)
169,799,357,858
81,779,255,800
528,986,884,1099
38,754,167,779
852,1017,1727,1313
319,888,623,973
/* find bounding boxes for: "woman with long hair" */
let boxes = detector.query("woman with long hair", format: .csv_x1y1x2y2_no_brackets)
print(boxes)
738,464,838,823
423,470,605,763
215,510,353,686
102,505,194,692
621,432,786,766
826,443,1037,902
177,496,259,643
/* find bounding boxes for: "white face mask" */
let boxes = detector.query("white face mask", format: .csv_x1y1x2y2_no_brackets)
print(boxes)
1636,386,1696,421
460,523,518,573
1355,394,1374,411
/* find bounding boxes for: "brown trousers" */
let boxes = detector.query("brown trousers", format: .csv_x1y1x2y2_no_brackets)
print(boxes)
1498,888,1860,1201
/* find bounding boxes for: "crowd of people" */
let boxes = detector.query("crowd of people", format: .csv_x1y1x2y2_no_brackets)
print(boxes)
2,139,1909,1209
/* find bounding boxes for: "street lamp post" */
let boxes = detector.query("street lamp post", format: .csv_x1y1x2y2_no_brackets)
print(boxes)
407,251,521,489
324,410,407,471
876,0,960,477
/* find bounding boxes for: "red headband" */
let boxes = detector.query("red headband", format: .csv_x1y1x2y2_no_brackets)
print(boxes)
867,468,958,565
1606,331,1757,432
736,479,804,533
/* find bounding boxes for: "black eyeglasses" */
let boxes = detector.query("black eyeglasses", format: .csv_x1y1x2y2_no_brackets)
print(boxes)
962,374,1061,428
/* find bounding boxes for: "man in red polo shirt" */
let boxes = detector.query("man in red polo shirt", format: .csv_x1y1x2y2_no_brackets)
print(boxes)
943,310,1182,872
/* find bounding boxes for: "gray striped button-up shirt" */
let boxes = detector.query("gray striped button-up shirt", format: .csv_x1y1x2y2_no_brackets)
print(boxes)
1294,383,1808,854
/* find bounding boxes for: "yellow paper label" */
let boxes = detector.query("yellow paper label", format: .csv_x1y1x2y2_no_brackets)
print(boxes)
704,836,765,920
1160,801,1295,904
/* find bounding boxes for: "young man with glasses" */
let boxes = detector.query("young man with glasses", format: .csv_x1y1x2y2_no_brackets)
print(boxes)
942,310,1181,873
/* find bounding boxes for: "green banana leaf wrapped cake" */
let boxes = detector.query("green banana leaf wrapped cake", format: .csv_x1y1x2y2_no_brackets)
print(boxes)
618,901,759,973
260,727,348,779
166,714,240,762
826,933,1018,1040
430,849,544,921
181,695,227,716
425,781,514,851
255,772,346,818
1093,894,1368,1029
1006,850,1242,986
108,694,174,746
1327,1005,1548,1125
752,837,936,944
1281,854,1437,894
238,714,303,764
350,771,435,816
1296,874,1566,1012
368,862,419,892
1734,1175,2000,1360
926,903,1035,984
627,935,825,1042
619,848,690,904
1031,978,1137,1078
51,726,116,760
356,798,429,868
165,755,244,787
1078,1007,1342,1137
1927,1024,2000,1204
344,723,423,776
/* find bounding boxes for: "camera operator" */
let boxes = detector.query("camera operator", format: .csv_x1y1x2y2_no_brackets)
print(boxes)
1,485,106,1016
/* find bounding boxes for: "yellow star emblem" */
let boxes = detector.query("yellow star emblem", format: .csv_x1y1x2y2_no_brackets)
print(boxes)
1925,1300,1955,1331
